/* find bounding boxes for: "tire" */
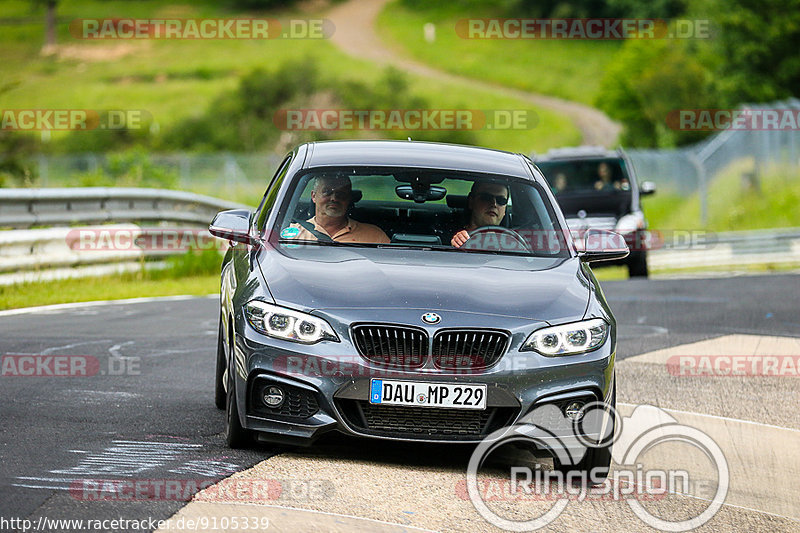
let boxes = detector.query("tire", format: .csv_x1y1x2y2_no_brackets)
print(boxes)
225,358,252,449
627,251,649,278
554,386,615,485
214,317,226,410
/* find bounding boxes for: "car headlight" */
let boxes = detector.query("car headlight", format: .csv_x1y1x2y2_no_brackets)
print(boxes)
521,318,609,356
245,300,338,344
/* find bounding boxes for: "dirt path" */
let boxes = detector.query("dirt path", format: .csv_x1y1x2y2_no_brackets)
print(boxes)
325,0,622,147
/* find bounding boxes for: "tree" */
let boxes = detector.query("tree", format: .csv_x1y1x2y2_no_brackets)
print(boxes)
595,38,713,147
697,0,800,105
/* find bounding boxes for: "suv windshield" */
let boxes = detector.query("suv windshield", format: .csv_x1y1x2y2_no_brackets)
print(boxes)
273,167,570,258
537,158,631,196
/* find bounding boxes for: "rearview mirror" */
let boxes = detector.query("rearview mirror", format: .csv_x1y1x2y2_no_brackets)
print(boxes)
395,185,447,203
578,229,629,263
209,209,257,245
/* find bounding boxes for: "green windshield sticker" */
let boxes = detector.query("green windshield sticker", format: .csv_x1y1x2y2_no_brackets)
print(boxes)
281,227,301,239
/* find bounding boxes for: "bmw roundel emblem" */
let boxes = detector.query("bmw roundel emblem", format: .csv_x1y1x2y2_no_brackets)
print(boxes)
421,312,441,325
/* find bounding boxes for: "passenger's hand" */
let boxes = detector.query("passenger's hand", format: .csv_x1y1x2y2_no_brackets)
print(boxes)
451,230,470,248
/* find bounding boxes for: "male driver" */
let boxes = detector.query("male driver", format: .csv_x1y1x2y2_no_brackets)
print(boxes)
451,181,509,247
292,175,390,243
593,162,619,191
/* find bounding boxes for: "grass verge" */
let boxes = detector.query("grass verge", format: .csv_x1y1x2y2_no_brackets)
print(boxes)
0,248,222,310
0,273,217,310
376,1,620,106
643,163,800,231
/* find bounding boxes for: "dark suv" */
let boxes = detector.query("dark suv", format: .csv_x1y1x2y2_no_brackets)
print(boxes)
533,147,655,277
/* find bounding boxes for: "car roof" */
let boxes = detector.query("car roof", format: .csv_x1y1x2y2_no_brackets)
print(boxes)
534,146,621,161
302,140,533,179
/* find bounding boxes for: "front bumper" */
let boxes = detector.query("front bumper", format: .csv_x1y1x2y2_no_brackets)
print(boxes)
231,311,615,447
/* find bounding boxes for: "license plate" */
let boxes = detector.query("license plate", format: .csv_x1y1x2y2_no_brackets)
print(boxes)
369,379,486,410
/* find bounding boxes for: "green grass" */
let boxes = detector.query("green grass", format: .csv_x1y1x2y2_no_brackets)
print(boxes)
642,163,800,231
0,247,223,310
0,273,217,310
376,1,621,105
0,0,580,155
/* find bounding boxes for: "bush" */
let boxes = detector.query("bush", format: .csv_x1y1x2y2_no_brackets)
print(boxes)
595,38,713,148
0,131,38,187
75,149,179,188
161,58,477,152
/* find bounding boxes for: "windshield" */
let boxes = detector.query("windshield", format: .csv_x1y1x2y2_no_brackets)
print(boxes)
271,167,570,258
538,158,631,195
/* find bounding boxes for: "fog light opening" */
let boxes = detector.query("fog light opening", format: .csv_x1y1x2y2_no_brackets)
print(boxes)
564,401,585,421
263,386,285,408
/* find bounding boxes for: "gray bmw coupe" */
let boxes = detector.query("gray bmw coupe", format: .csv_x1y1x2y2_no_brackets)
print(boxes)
209,140,628,478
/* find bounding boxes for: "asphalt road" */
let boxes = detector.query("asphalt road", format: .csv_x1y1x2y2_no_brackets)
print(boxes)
1,273,798,532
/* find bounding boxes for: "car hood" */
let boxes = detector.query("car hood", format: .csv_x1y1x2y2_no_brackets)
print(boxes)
256,245,590,322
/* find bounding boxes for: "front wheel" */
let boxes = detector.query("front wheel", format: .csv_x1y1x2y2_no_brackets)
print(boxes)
214,317,226,410
225,364,252,449
554,386,615,485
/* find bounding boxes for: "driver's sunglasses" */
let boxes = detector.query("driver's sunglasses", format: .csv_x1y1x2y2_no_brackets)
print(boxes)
319,187,351,199
475,192,509,206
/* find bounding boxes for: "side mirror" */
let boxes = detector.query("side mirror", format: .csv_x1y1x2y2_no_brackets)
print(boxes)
640,181,656,196
209,209,257,245
578,229,629,263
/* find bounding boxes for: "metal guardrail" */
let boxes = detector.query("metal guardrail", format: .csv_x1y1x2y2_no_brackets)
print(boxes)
648,227,800,270
1,187,798,283
0,187,248,228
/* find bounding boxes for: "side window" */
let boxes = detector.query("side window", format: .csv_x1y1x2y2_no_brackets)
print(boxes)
255,154,292,233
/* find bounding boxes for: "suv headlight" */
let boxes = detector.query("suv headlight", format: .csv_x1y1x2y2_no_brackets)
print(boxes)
245,300,338,344
615,212,645,234
522,318,609,356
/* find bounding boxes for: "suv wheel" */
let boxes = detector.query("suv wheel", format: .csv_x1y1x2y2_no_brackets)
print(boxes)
628,251,649,278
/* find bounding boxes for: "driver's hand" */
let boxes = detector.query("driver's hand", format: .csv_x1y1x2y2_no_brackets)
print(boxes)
451,230,470,248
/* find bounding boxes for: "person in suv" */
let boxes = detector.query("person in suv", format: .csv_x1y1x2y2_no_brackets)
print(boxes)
533,147,656,277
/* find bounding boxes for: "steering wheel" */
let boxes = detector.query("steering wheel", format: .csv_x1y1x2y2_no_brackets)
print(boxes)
463,226,532,252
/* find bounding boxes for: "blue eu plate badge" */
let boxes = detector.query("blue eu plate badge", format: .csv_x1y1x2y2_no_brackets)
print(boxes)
370,379,383,403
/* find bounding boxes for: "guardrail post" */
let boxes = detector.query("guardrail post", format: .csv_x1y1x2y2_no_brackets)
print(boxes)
689,153,708,226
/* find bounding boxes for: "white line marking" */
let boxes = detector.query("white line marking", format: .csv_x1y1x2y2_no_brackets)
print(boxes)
108,341,135,358
622,478,800,523
618,402,800,433
0,294,218,317
41,340,111,355
179,501,437,532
